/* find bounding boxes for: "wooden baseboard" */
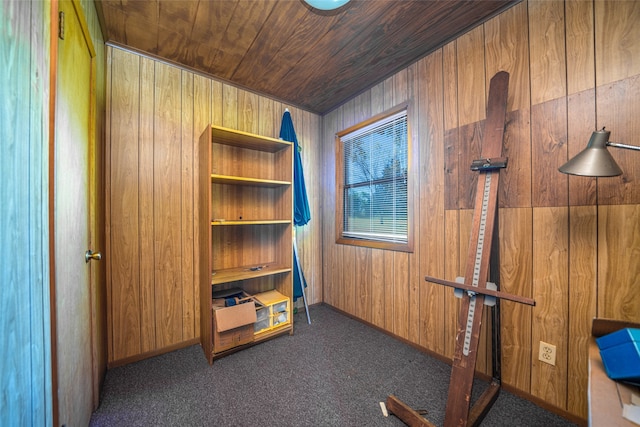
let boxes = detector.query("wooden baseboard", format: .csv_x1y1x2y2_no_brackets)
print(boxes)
107,338,200,369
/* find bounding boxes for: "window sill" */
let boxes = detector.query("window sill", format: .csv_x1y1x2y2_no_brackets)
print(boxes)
335,236,413,253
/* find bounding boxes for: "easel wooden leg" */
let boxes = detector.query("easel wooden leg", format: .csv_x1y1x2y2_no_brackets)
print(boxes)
386,395,436,427
468,379,500,427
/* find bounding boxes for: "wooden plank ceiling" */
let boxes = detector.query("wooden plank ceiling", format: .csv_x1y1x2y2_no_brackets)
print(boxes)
96,0,519,114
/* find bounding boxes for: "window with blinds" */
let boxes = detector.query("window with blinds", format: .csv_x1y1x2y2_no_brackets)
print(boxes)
337,107,410,249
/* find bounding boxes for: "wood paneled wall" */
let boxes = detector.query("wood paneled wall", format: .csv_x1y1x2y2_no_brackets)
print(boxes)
322,0,640,420
1,1,53,424
105,0,640,420
105,47,322,365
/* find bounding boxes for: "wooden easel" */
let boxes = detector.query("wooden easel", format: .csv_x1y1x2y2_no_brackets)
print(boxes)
387,71,535,427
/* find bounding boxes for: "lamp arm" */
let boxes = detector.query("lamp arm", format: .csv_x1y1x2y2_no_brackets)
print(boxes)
607,141,640,152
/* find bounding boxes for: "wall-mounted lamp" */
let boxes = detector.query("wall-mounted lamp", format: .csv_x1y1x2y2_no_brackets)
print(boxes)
303,0,350,11
558,128,640,177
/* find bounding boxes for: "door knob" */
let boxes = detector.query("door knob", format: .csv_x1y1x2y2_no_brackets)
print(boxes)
85,250,102,263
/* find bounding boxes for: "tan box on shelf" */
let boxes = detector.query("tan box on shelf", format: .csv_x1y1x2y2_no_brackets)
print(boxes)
212,301,256,353
253,290,290,334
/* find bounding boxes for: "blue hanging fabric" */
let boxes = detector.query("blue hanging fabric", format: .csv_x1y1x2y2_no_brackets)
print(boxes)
279,110,311,302
279,110,311,226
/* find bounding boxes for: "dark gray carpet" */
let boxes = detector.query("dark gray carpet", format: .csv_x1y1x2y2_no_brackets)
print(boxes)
90,304,578,426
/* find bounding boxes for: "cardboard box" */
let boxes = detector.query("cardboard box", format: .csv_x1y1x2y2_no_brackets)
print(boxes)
212,302,256,353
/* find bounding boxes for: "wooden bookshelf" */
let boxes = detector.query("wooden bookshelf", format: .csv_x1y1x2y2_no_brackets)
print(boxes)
198,125,294,364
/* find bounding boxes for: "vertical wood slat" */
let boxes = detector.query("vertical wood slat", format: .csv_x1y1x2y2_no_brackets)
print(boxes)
139,56,155,354
457,209,474,359
418,52,446,354
598,205,640,323
595,1,640,88
180,71,195,340
531,207,568,409
153,62,183,348
305,110,324,305
108,48,142,361
443,41,458,132
501,109,531,208
311,110,324,305
442,210,460,358
443,40,459,210
407,68,421,344
566,89,596,207
407,62,421,344
531,98,568,207
371,249,386,328
458,121,484,210
192,74,212,334
343,245,356,317
528,0,566,106
565,0,594,96
567,205,597,417
394,252,410,340
355,247,372,323
322,109,339,309
484,1,530,113
499,208,533,392
211,80,223,127
456,25,486,127
596,75,640,205
383,250,395,332
444,128,460,211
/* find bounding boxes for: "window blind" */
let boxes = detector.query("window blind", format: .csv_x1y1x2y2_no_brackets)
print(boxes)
341,110,408,243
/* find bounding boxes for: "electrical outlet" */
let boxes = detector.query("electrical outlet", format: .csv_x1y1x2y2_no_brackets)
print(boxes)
538,341,557,366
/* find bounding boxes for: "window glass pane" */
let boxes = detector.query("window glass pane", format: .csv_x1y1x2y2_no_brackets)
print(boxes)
341,109,408,244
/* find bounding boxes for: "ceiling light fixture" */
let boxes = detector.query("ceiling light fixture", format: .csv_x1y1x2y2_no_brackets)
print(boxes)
558,128,640,177
303,0,350,11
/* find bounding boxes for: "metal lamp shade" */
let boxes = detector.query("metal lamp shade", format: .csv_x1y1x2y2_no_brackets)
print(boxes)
558,129,623,177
